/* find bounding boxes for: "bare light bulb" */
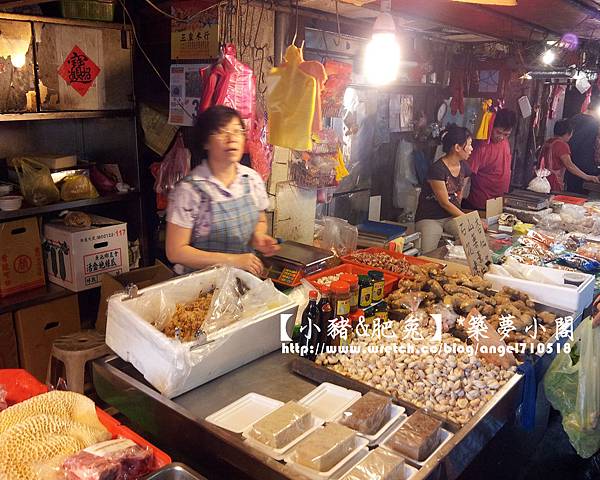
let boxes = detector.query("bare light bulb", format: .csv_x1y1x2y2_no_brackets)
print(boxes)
542,50,556,65
10,52,26,69
365,32,401,85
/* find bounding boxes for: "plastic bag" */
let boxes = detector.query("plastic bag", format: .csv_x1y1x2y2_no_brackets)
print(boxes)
248,109,273,182
339,391,391,435
60,174,99,201
343,448,404,480
14,157,60,206
314,216,357,257
527,167,551,194
556,253,600,273
90,165,118,194
544,317,600,458
152,133,191,209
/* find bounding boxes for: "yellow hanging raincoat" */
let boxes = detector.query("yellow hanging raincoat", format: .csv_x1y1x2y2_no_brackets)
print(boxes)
267,45,317,151
475,99,494,140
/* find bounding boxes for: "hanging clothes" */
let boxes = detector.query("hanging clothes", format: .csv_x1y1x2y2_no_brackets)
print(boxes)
322,60,352,118
475,99,494,140
449,71,465,116
281,47,327,133
267,45,317,151
199,44,256,125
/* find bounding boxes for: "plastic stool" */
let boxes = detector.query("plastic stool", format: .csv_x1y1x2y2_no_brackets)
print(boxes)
46,330,111,393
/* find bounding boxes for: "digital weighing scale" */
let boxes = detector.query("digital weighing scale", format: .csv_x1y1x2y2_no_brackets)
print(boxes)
259,241,335,287
503,190,550,211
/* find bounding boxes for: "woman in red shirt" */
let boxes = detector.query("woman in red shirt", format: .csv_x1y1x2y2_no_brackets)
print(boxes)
543,119,600,191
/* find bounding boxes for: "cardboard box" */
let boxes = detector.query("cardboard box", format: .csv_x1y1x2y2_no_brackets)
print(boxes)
0,218,45,298
44,215,129,292
96,261,174,333
15,295,80,381
0,313,19,368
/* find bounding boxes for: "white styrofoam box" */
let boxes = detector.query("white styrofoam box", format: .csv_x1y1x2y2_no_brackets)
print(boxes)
44,215,129,292
484,265,592,315
205,393,283,433
299,383,361,422
106,267,298,398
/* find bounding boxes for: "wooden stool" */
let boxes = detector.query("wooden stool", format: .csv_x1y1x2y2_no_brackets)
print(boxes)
46,330,111,393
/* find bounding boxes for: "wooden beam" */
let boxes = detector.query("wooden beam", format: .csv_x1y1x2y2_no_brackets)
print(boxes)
0,0,55,9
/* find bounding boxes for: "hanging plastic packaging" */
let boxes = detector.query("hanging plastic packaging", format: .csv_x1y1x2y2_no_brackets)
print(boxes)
14,157,60,206
199,44,256,127
475,99,494,140
151,133,191,210
527,152,552,194
248,108,273,182
544,317,600,458
267,45,316,151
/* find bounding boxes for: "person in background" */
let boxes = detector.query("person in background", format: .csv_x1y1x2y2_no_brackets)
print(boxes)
566,97,600,193
465,108,517,210
541,119,600,191
415,125,473,253
166,106,279,276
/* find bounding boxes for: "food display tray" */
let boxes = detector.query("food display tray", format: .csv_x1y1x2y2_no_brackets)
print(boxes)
305,264,400,297
341,247,440,280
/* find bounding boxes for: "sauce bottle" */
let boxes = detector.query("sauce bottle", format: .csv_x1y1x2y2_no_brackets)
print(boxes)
340,273,359,313
317,285,333,350
369,270,386,302
299,290,320,359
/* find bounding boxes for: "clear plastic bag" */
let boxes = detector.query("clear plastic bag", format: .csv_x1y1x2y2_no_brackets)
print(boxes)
293,423,355,472
527,169,551,194
343,448,404,480
544,317,600,458
60,174,99,201
315,216,358,257
248,401,312,449
338,391,391,435
384,409,441,462
152,134,191,197
14,157,60,206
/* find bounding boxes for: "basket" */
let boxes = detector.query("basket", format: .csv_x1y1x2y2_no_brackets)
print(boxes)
305,263,400,297
61,0,116,22
341,247,440,279
0,369,171,469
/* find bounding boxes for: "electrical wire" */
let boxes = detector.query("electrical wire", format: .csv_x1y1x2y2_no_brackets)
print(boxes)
142,0,222,24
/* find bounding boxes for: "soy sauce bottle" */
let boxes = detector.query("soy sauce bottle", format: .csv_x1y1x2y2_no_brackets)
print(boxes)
300,290,320,359
317,285,333,351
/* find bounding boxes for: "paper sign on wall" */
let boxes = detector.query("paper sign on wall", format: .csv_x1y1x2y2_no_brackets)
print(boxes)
455,211,492,276
57,45,100,97
169,64,207,126
171,1,218,60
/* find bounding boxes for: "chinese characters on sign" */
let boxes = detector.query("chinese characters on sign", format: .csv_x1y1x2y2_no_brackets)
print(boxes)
455,211,493,276
170,1,219,60
58,45,101,97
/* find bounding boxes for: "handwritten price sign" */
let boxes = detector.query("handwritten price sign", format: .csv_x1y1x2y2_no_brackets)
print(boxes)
455,211,492,276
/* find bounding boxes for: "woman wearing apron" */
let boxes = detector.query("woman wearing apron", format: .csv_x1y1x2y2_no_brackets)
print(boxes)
166,106,279,276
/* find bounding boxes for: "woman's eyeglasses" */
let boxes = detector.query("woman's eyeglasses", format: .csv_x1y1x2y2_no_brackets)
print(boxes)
212,128,246,139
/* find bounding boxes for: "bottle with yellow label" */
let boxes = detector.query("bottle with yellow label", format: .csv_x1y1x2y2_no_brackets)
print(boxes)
368,270,385,302
330,280,351,318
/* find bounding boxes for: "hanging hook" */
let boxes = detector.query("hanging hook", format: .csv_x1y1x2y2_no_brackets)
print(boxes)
291,0,299,46
332,0,342,47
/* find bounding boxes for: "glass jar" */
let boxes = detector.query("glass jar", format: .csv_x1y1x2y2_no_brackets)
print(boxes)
368,270,385,302
358,275,373,308
340,274,359,313
375,301,389,322
330,280,351,319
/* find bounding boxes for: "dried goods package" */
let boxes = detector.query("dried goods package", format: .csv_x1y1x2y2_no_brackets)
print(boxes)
339,392,392,435
342,448,405,480
385,410,441,461
295,423,355,472
248,401,312,449
106,266,297,398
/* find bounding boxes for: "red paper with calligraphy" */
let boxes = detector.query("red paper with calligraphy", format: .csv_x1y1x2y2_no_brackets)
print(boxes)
58,45,101,97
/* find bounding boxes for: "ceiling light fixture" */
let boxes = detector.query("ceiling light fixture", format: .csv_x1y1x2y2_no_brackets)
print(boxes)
364,0,400,85
542,49,556,65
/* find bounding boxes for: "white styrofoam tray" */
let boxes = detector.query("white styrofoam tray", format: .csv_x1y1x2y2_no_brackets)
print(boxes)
205,393,284,434
283,435,369,480
299,383,361,422
379,421,453,467
106,267,298,398
242,415,325,461
337,448,419,480
485,265,592,315
335,407,406,446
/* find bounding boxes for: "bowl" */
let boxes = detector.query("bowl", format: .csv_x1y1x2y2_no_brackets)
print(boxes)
0,195,23,211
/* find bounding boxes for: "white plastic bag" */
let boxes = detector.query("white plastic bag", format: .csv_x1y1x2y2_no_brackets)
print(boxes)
527,154,551,194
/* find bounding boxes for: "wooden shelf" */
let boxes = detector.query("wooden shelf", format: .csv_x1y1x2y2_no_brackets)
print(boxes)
0,283,73,315
0,110,135,122
0,192,138,221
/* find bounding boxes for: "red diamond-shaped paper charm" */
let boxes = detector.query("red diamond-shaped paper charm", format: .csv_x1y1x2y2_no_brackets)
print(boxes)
58,45,101,97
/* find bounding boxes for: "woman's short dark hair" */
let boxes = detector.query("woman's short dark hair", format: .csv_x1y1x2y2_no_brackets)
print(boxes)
184,105,244,165
441,125,472,154
493,108,517,130
554,119,573,137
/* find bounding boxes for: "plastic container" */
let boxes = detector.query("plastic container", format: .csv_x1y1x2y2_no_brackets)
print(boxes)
306,264,399,297
0,195,23,211
0,369,171,469
61,0,116,21
339,274,359,313
205,393,284,433
341,247,439,280
142,463,207,480
552,194,586,206
298,383,361,422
